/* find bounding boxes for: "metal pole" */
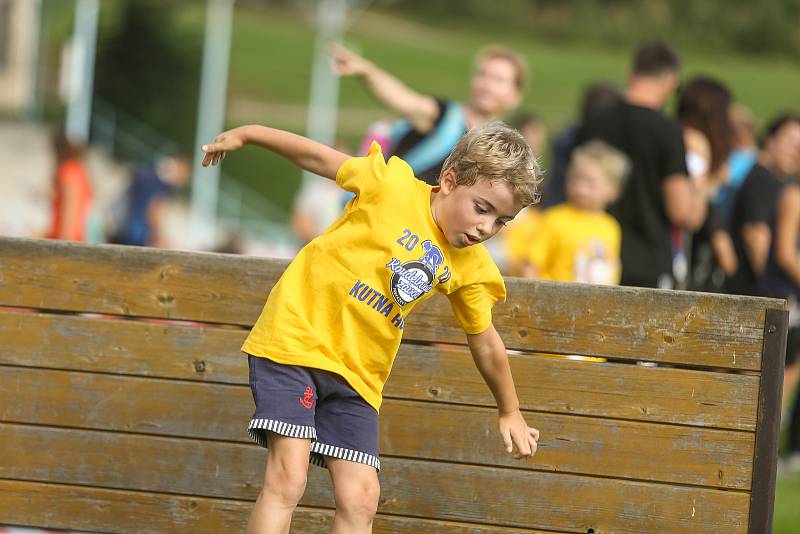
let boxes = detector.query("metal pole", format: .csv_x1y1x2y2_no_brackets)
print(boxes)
65,0,99,144
301,0,348,186
190,0,235,247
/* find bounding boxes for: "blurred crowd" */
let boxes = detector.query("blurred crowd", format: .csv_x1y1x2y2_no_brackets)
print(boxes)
318,40,800,473
33,40,800,472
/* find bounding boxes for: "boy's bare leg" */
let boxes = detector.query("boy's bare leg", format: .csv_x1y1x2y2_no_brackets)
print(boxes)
246,434,312,534
327,457,380,534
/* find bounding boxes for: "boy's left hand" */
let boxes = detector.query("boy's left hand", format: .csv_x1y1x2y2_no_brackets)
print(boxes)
499,409,539,459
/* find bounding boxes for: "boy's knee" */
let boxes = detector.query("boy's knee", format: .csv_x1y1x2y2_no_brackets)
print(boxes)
265,460,308,506
336,475,380,519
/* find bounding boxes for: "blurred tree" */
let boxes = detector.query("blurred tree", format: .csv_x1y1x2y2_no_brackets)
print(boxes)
94,0,202,156
347,0,800,60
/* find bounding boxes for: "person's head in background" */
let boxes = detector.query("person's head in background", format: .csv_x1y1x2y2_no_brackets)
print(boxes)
760,113,800,179
626,40,681,110
157,154,192,188
579,80,624,123
469,46,527,121
730,104,757,151
51,128,85,164
676,76,734,179
565,140,629,213
510,112,548,153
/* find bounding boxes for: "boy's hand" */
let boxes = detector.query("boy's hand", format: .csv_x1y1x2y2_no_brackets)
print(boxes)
331,43,371,77
201,127,247,167
499,409,539,459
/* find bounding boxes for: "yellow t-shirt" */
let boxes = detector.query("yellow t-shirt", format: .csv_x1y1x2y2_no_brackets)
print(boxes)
528,203,621,284
502,207,542,276
242,143,505,411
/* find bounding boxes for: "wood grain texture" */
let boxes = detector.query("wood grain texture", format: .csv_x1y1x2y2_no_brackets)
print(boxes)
0,365,754,489
0,237,784,368
0,310,760,430
0,423,749,533
0,480,558,534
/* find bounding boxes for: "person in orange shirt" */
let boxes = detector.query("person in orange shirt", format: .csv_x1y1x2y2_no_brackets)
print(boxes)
46,129,93,242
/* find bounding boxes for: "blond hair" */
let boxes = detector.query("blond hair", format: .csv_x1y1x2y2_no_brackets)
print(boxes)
475,45,529,91
569,140,630,188
441,122,542,206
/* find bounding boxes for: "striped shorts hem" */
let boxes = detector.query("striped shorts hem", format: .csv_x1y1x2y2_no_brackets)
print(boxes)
310,441,381,471
247,418,317,447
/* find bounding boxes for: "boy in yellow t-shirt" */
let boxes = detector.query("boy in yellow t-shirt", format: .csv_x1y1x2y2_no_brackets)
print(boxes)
520,140,629,285
201,122,541,534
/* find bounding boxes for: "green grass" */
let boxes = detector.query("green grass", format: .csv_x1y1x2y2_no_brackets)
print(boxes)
775,470,800,534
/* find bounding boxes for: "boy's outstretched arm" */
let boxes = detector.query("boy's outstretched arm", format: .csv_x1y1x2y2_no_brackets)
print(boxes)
331,44,439,133
467,323,540,459
201,125,350,181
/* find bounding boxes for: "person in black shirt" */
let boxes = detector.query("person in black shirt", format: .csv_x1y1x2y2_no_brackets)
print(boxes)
728,114,800,297
740,114,800,476
575,41,709,288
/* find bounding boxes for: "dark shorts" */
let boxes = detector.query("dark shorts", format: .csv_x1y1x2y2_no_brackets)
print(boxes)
247,355,380,470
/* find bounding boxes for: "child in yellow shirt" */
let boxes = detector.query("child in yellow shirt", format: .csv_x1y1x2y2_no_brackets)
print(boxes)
522,140,629,284
201,122,541,534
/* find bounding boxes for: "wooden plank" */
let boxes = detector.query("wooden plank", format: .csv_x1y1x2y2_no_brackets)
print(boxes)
749,308,788,534
0,310,760,430
0,366,755,489
0,423,749,533
0,480,556,534
0,237,782,369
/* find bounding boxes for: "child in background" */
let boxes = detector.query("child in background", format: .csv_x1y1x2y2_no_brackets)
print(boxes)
520,140,629,285
201,121,541,534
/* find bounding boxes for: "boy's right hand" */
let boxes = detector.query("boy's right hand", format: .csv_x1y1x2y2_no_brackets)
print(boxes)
201,127,248,167
330,44,371,77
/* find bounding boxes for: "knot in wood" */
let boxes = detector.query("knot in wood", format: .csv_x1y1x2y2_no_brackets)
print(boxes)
429,387,441,397
194,360,206,373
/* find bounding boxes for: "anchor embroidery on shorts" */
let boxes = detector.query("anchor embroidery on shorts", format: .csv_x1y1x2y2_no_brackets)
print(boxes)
300,386,315,409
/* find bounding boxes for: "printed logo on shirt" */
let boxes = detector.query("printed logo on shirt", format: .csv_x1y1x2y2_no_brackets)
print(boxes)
299,386,315,410
386,239,444,307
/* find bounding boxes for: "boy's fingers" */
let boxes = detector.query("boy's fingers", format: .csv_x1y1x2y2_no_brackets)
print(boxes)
530,427,540,441
515,433,532,457
501,427,513,453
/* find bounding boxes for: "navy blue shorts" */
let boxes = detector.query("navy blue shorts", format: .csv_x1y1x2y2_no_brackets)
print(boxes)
247,355,380,470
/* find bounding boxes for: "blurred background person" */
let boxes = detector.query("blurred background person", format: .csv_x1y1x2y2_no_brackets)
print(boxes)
332,43,527,184
109,155,191,247
543,80,623,209
750,113,800,476
575,40,708,289
510,112,548,155
290,141,355,244
726,114,800,298
517,140,628,284
45,128,94,242
674,76,735,291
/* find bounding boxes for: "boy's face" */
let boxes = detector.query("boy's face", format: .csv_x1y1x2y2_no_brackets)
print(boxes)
436,170,523,248
470,57,522,117
566,159,619,212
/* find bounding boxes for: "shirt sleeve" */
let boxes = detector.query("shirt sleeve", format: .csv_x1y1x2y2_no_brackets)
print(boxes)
662,121,688,180
740,170,778,224
446,258,506,335
335,141,388,200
